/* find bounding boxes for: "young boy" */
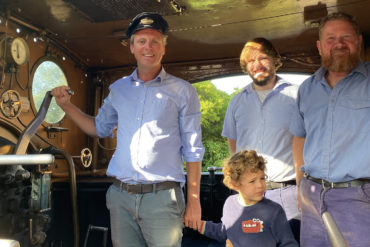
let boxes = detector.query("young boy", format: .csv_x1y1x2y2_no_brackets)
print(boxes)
198,150,298,247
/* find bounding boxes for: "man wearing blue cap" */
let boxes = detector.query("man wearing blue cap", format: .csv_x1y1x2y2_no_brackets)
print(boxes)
52,12,204,247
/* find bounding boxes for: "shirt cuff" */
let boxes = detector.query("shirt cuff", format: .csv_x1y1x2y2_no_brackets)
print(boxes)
200,221,206,234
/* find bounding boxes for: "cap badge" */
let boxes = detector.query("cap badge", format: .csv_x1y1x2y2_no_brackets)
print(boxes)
140,18,154,25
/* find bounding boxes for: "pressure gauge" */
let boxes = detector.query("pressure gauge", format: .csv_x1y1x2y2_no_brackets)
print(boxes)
10,37,30,65
0,37,30,66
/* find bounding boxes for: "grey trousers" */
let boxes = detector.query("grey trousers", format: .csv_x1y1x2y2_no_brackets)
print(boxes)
300,177,370,247
106,184,185,247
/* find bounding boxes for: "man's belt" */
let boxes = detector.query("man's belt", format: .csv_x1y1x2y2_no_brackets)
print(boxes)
113,179,180,194
304,174,370,189
265,180,296,190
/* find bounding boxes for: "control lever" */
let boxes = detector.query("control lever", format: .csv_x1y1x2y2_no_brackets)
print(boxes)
14,91,53,155
66,89,74,96
5,89,74,183
14,88,74,155
2,91,53,183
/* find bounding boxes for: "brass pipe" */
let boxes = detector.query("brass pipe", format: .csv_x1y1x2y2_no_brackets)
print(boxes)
48,147,79,247
8,15,41,32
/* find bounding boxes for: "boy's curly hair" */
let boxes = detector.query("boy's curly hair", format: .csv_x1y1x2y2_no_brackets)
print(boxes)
222,150,266,189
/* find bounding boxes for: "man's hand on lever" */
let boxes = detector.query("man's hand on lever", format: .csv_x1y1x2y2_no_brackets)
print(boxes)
51,86,74,109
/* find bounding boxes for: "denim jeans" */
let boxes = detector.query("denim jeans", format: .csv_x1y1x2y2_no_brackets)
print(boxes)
106,184,185,247
300,177,370,247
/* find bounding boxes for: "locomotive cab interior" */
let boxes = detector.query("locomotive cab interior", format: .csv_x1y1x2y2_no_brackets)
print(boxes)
1,0,370,246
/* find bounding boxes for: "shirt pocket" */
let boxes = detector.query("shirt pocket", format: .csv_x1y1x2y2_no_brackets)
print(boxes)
149,93,177,119
339,98,370,109
336,98,370,132
143,92,178,135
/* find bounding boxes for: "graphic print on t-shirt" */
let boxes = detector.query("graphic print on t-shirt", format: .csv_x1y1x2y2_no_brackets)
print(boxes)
241,218,264,233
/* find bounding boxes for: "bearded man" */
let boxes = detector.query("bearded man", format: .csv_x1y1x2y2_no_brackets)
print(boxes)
222,38,300,227
290,12,370,246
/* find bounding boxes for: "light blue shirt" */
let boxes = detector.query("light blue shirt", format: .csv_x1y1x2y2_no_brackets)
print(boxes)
222,78,298,182
95,68,204,184
290,62,370,182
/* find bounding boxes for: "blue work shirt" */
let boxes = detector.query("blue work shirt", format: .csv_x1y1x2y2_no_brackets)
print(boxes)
95,68,204,184
222,78,298,182
290,62,370,182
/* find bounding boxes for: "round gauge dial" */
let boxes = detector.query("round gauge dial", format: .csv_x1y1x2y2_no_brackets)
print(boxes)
10,37,30,65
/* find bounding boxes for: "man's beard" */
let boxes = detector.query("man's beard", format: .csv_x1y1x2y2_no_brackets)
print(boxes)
321,48,360,72
250,70,274,87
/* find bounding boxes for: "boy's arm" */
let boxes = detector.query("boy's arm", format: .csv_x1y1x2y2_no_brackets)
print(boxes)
198,220,227,244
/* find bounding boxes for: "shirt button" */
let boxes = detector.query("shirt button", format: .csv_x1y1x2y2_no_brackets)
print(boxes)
330,99,334,102
137,117,140,120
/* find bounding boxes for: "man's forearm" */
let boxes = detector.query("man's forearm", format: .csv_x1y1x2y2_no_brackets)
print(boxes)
62,103,98,137
183,161,202,230
186,161,201,201
292,136,305,185
227,139,236,155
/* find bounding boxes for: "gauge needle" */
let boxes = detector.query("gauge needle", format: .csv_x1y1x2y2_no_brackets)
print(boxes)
16,43,20,58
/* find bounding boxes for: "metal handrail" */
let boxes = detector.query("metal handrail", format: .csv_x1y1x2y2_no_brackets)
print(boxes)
0,154,54,165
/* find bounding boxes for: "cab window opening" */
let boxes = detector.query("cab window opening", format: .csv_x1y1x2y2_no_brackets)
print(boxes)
31,59,68,124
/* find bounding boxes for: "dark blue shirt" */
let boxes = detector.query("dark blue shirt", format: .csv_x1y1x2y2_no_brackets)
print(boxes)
202,196,298,247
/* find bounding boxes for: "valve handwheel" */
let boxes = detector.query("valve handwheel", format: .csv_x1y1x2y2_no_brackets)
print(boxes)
1,90,22,118
81,148,92,168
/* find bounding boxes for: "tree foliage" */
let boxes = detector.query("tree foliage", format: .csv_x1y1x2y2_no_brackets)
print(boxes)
193,81,232,171
33,61,68,123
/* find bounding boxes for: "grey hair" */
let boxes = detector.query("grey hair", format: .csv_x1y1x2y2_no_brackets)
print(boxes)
319,12,361,38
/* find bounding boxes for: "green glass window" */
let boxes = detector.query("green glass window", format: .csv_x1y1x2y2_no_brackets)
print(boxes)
32,60,67,124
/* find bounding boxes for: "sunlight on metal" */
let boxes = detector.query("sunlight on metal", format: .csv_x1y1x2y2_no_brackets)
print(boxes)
0,239,20,247
0,154,55,165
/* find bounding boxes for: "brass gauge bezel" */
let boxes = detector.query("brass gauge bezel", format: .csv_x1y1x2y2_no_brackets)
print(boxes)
0,37,30,66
